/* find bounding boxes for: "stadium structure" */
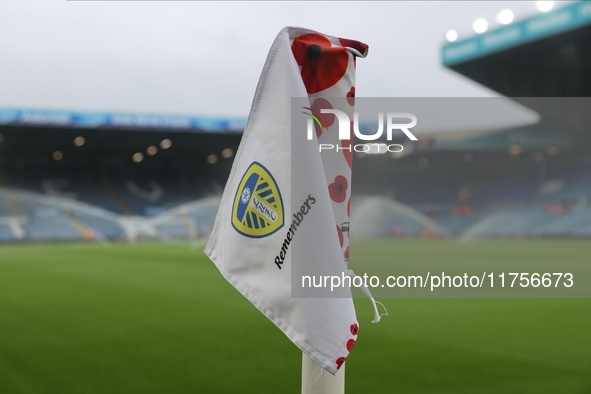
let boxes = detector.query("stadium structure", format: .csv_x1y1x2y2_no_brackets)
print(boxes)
1,1,591,243
0,110,244,242
351,0,591,239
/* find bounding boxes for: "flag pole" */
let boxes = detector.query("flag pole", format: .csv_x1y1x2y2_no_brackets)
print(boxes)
302,353,344,394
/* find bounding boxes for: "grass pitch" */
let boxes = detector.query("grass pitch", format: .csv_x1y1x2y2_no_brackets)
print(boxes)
0,240,589,393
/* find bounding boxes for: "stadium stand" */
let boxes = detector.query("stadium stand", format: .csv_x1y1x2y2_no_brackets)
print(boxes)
0,225,15,241
0,112,240,242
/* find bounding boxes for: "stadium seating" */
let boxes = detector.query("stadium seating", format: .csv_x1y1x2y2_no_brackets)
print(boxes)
27,216,81,241
0,225,16,241
0,195,13,216
540,173,591,201
76,214,125,239
2,159,591,242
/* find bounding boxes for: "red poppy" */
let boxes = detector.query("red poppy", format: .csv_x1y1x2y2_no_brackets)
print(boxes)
350,323,359,336
346,87,355,106
291,34,349,94
344,246,350,260
328,175,348,203
337,224,344,248
336,357,346,370
347,198,351,217
346,339,356,352
311,98,335,139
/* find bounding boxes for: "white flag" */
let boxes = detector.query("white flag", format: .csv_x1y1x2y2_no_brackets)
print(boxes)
205,27,369,374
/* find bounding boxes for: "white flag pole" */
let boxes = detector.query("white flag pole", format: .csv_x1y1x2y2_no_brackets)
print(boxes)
302,353,344,394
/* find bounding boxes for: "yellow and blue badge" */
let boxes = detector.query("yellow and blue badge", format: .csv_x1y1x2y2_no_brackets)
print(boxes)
232,162,284,238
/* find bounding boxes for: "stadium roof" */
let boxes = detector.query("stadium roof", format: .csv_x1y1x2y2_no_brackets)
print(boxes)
0,123,242,162
0,109,244,162
442,2,591,144
442,1,591,67
442,1,591,97
0,108,247,133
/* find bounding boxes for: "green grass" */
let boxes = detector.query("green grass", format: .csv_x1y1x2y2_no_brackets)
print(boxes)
0,240,590,393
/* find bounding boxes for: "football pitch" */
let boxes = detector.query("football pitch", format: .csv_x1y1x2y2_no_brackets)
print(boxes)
0,240,589,393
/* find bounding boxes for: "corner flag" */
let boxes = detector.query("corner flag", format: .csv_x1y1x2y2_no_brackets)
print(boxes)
204,27,369,375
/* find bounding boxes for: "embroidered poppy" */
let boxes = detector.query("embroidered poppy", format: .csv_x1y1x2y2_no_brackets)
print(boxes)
336,357,346,370
350,323,359,336
328,175,348,203
346,339,356,352
292,34,349,94
346,87,355,106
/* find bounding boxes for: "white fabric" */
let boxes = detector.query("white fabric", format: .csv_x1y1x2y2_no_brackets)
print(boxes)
205,26,368,375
